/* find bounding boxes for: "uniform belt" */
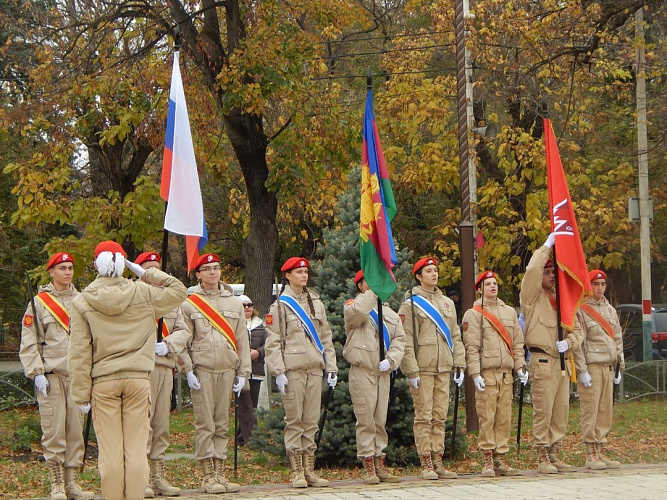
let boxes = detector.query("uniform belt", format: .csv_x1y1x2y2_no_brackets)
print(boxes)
528,347,547,354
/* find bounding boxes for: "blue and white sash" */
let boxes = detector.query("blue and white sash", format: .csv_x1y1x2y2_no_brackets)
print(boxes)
368,308,391,351
407,295,454,352
279,294,324,357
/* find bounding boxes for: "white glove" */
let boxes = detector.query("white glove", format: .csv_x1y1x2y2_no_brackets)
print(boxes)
556,340,569,353
614,372,622,385
378,359,391,372
579,372,592,388
409,376,420,389
186,371,201,390
327,372,337,388
473,375,485,391
78,403,91,414
518,369,529,385
544,232,556,249
34,374,48,398
232,376,246,395
124,260,146,278
154,341,169,356
453,370,465,387
276,373,288,395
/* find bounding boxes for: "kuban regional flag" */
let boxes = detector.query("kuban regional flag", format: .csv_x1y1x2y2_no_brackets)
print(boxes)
545,118,592,331
161,50,208,272
359,88,397,302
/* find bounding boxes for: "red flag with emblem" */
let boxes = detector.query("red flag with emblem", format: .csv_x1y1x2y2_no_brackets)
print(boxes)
545,118,592,331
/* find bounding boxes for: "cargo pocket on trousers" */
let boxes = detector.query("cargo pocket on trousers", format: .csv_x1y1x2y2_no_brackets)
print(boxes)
191,391,204,417
282,392,296,419
352,397,367,425
40,404,54,429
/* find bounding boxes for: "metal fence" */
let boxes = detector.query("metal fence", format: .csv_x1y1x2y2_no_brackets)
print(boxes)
618,360,667,402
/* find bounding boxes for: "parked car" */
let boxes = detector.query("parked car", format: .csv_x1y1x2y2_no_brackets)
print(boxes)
615,304,667,361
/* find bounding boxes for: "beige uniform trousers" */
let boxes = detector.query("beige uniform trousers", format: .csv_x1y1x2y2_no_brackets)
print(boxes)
281,370,323,456
475,369,514,453
38,374,85,466
529,352,571,448
349,366,390,458
92,378,151,500
192,369,235,460
147,364,173,459
409,372,450,455
578,363,615,444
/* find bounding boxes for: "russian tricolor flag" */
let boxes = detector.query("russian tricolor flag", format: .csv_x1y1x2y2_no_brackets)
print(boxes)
161,50,208,272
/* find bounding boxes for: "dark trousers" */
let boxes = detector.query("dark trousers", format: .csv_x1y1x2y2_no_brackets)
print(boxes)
237,379,261,445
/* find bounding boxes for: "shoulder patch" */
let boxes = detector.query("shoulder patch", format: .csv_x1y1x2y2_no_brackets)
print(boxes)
265,314,273,326
399,313,406,324
23,315,34,327
462,321,468,332
345,298,354,306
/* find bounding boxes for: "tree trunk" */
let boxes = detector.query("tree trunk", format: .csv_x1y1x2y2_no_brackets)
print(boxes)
223,112,277,315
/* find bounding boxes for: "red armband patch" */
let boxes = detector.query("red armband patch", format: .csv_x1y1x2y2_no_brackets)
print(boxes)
23,315,34,327
345,299,354,305
462,321,468,332
265,314,273,326
399,314,405,324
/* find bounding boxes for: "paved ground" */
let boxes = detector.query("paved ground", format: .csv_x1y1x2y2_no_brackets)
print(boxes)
174,464,667,500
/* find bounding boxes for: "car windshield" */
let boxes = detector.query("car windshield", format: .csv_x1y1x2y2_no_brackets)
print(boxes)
655,311,667,332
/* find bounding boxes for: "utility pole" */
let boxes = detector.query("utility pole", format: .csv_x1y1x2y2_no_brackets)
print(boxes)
455,0,478,432
635,8,653,362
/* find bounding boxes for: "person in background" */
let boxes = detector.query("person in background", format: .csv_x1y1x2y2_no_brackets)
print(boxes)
448,289,462,322
343,270,405,484
236,294,266,446
68,241,187,500
20,252,94,500
574,270,624,470
178,253,251,494
135,252,191,497
264,257,338,488
399,257,465,480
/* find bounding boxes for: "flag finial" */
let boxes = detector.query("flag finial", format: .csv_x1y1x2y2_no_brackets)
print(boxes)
366,69,372,90
174,25,181,51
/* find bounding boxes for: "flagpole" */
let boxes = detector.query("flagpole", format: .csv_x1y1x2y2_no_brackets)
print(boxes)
543,97,566,375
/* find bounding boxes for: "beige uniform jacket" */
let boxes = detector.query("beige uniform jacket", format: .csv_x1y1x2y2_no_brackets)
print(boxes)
343,290,406,374
155,306,191,370
178,283,251,378
20,283,77,380
462,297,526,379
68,268,187,404
265,285,338,376
519,246,583,356
574,296,625,373
398,286,465,379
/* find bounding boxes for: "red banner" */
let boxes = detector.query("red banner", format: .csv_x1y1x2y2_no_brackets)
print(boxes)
545,118,592,331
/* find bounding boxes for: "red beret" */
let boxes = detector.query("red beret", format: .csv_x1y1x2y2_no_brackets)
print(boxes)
588,269,607,281
413,257,438,274
135,252,161,265
544,259,554,269
353,270,364,283
94,241,127,258
194,253,220,270
475,270,497,289
47,252,74,270
281,257,310,272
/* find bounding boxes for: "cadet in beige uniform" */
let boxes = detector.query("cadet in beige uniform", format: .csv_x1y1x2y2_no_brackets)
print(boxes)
135,252,191,497
462,271,527,477
398,257,465,480
265,257,338,488
343,270,405,484
178,253,250,494
20,253,93,500
68,241,187,500
574,270,624,470
519,233,583,474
